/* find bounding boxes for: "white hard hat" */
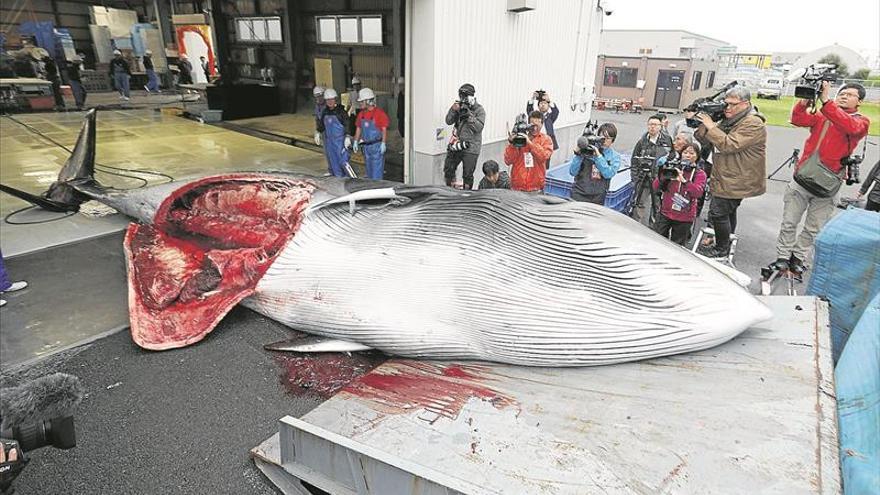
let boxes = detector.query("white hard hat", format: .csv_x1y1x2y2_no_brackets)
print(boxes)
323,88,338,100
357,87,376,102
145,49,153,55
313,86,325,96
351,76,361,85
113,49,122,56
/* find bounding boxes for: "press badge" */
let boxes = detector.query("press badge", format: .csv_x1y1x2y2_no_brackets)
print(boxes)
524,152,534,168
671,192,690,212
590,164,602,180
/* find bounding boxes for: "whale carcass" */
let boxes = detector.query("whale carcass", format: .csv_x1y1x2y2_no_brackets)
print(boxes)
1,110,772,366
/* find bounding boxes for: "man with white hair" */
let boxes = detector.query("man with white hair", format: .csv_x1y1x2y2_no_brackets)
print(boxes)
108,49,131,100
143,49,160,93
694,86,767,258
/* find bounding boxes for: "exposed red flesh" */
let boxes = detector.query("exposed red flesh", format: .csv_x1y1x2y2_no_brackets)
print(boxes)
125,175,315,350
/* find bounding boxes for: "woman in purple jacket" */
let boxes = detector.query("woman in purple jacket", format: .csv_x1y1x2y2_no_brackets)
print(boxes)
652,142,708,246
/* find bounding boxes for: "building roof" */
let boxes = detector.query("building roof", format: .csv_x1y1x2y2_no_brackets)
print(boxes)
601,29,730,46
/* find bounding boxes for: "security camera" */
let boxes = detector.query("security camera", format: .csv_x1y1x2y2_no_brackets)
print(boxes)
600,0,614,15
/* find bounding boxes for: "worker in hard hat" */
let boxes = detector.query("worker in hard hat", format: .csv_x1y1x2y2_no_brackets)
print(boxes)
312,85,325,146
345,76,362,135
353,87,389,180
316,88,352,177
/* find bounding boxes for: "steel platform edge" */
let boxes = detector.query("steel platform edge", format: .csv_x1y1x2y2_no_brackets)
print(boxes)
251,296,839,495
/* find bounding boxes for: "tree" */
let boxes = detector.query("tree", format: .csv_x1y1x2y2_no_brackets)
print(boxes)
817,53,848,78
852,68,871,80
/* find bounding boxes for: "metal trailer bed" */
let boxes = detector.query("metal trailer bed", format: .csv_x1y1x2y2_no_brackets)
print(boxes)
252,296,839,494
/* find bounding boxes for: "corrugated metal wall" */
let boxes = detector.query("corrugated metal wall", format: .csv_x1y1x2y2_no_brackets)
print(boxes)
411,0,601,154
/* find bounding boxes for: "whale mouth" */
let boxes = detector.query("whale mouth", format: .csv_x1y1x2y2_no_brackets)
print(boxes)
124,174,315,350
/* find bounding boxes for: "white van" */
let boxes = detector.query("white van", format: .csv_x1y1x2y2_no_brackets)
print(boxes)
756,78,784,99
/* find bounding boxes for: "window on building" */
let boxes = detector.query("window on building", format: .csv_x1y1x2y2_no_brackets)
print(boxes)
235,17,283,43
638,48,653,55
691,71,702,90
315,15,383,46
603,67,638,87
706,71,716,88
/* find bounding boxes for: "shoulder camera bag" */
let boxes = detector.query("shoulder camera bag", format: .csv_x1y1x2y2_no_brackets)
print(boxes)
793,121,844,198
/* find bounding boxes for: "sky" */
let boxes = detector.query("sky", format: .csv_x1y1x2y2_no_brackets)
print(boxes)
602,0,880,55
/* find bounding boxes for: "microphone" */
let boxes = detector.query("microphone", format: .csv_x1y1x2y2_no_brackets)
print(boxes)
0,373,84,430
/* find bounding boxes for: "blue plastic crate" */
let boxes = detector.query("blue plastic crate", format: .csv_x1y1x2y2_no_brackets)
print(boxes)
543,159,632,213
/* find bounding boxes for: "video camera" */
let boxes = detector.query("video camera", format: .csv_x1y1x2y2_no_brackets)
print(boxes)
0,374,83,493
790,63,839,102
685,81,739,128
574,120,604,156
510,113,532,148
658,157,697,181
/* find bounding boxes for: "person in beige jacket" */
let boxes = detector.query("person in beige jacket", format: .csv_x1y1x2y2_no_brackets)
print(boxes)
694,86,766,258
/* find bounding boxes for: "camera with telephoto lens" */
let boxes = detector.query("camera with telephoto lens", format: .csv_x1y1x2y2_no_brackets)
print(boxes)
792,64,839,102
510,113,532,148
841,154,862,185
685,80,739,128
574,120,604,156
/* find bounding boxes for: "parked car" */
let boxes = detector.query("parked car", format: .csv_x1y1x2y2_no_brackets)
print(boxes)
756,77,783,99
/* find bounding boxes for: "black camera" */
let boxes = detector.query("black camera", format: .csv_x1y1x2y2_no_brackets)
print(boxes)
575,121,604,156
685,81,739,128
1,416,76,452
842,154,862,185
793,64,839,102
510,113,532,148
659,157,698,181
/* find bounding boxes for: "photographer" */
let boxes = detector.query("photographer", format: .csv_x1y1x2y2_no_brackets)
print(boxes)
629,115,673,222
527,90,560,165
567,123,621,204
503,111,554,193
478,160,511,190
694,86,766,258
858,160,880,212
770,82,870,273
652,142,708,246
444,84,486,189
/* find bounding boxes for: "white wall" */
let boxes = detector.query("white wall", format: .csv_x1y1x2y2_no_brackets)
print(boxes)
409,0,604,185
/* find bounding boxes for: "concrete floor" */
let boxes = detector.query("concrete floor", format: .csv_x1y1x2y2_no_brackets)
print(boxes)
0,108,326,256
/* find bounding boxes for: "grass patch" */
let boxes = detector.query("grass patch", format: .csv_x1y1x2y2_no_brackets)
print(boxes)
753,96,879,136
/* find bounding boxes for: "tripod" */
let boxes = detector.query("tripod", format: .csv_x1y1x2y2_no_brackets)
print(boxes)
767,148,800,182
623,157,657,227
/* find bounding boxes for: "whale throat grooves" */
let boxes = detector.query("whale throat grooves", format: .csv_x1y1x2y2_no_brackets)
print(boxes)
124,175,315,350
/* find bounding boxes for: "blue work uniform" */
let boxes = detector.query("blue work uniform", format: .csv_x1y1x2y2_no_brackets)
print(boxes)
317,106,351,177
357,107,389,180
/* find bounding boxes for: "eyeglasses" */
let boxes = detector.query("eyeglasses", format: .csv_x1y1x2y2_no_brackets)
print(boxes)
723,100,744,107
837,91,860,98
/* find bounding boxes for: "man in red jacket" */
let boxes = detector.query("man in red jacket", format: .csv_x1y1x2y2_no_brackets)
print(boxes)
504,111,554,193
770,82,870,274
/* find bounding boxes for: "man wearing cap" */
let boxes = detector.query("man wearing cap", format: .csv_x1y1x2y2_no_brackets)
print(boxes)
353,88,390,180
312,86,325,146
143,50,160,93
108,50,131,100
345,76,363,135
316,88,353,177
444,83,486,190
